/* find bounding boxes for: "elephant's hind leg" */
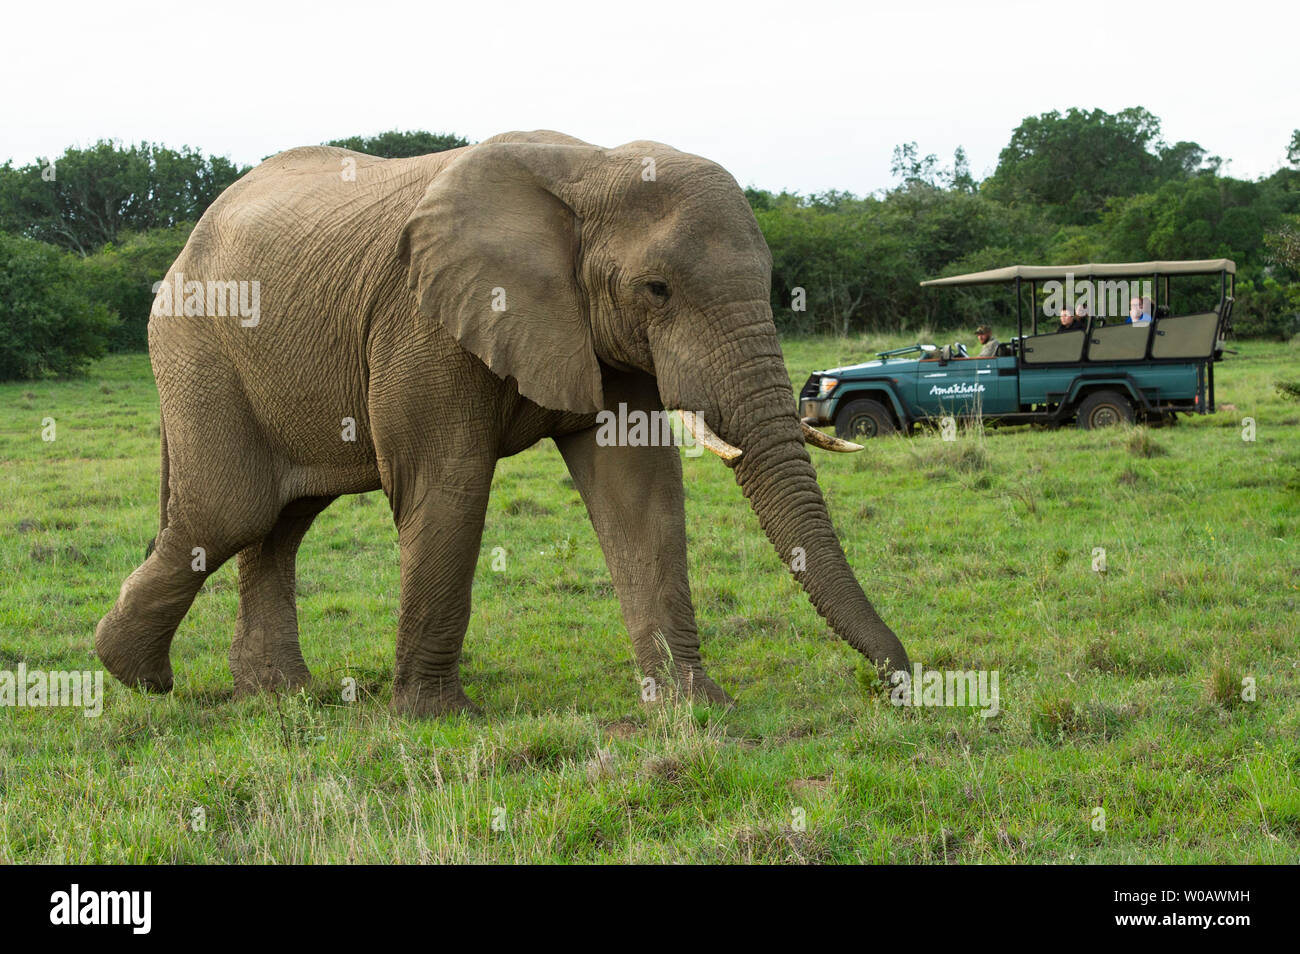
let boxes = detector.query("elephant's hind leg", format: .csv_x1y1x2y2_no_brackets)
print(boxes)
95,513,256,693
96,392,282,694
230,495,336,694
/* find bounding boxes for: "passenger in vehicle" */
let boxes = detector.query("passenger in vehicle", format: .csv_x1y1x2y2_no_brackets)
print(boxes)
1056,308,1085,332
1127,296,1153,324
975,324,1000,357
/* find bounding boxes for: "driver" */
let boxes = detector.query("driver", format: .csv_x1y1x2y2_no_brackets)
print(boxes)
974,324,1000,357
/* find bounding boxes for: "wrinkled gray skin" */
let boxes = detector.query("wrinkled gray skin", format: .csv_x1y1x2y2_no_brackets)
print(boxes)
94,130,909,716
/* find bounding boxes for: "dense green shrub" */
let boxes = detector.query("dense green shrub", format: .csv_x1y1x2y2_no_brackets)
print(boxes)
80,226,191,350
1232,278,1300,341
0,232,117,379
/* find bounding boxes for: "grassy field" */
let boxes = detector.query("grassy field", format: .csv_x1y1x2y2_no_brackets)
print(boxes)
1,333,1298,863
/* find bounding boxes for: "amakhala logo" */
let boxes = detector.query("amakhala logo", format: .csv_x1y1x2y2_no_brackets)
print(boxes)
928,382,986,397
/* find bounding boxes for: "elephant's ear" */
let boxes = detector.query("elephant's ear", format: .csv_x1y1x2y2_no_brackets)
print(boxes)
398,141,605,414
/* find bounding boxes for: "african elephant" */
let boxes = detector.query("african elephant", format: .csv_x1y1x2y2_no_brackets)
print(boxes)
94,130,909,716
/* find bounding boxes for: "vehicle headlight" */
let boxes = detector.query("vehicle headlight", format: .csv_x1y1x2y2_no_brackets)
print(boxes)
816,377,839,399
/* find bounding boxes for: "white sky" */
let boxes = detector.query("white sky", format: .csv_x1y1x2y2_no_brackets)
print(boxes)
2,0,1295,195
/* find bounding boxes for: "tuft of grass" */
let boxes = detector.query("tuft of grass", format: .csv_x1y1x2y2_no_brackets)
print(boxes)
1204,657,1246,709
503,497,552,517
1085,637,1125,674
1124,427,1168,458
912,439,990,475
1031,695,1086,740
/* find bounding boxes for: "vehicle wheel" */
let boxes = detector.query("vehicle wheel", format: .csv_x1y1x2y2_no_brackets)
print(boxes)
1075,390,1135,430
835,398,897,440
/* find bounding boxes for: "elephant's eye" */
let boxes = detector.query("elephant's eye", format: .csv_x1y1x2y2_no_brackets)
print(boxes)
644,280,671,306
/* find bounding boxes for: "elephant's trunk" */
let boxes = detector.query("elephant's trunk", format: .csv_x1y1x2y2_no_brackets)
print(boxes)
712,339,910,678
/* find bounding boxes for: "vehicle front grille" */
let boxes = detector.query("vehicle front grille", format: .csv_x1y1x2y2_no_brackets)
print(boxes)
799,374,821,400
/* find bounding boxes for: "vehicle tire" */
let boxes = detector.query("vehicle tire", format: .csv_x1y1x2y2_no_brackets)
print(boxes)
1075,390,1135,430
835,398,897,440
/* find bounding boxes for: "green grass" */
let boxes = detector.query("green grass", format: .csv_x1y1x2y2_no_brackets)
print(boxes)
2,334,1299,863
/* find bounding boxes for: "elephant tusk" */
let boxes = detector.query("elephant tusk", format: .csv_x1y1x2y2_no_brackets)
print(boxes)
675,410,743,461
801,421,864,452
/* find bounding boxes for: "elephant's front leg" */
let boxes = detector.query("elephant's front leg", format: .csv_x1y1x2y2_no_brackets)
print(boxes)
555,373,732,705
385,459,495,717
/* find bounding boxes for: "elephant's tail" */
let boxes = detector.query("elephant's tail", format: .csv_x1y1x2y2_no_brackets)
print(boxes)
146,414,169,558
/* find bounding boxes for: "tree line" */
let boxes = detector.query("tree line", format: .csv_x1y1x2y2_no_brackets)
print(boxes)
0,112,1296,380
754,110,1299,338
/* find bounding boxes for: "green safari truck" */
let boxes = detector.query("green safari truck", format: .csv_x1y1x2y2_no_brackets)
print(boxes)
799,260,1235,439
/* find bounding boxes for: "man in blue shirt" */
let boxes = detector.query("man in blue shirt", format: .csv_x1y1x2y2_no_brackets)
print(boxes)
1127,296,1153,324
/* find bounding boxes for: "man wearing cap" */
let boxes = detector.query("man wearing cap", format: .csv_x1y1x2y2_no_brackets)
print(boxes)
975,325,1000,357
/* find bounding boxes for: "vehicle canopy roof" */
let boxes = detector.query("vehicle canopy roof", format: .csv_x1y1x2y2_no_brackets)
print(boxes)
920,259,1236,287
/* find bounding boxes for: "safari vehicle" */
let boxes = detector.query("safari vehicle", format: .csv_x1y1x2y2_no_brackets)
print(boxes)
798,259,1235,439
